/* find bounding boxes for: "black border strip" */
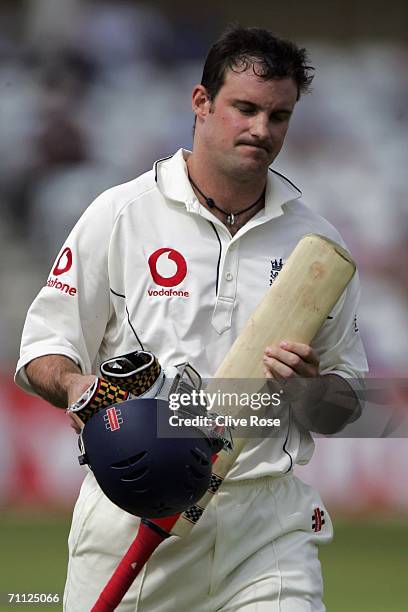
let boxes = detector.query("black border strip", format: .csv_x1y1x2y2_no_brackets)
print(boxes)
269,168,302,195
209,221,222,295
110,288,144,350
110,288,125,299
154,154,174,182
283,404,294,472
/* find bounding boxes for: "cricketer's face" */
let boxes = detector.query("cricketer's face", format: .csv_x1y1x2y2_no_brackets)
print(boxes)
194,67,298,180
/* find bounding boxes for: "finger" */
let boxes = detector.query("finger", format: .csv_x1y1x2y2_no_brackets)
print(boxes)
265,345,302,368
278,341,320,366
264,345,313,376
68,412,84,433
70,421,81,434
264,348,318,378
263,355,298,379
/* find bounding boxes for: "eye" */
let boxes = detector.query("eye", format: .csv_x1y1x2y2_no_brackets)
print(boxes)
236,104,256,116
270,113,291,123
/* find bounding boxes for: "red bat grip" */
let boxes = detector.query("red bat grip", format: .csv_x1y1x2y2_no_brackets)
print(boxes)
92,521,166,611
92,455,218,610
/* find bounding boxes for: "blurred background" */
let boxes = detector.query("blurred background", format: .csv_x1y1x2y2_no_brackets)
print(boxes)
0,0,407,610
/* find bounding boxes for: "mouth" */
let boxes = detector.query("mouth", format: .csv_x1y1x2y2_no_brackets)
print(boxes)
237,142,271,154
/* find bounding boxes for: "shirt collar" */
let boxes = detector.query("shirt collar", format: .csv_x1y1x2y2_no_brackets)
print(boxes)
154,149,194,204
154,148,302,219
264,167,302,220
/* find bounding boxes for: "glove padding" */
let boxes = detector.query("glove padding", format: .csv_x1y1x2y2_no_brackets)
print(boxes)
67,350,162,424
68,350,233,454
100,351,162,396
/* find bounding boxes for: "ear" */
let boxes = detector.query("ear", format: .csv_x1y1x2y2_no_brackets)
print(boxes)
191,85,213,120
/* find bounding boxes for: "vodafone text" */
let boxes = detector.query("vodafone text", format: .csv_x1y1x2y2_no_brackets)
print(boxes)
46,277,77,296
148,288,189,297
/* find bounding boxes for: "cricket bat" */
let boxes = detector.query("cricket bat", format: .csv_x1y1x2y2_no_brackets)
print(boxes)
92,233,356,610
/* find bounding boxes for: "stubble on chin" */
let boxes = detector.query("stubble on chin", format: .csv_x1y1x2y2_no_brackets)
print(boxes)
223,149,272,183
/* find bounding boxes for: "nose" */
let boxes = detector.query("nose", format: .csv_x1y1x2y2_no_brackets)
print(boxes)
249,113,270,141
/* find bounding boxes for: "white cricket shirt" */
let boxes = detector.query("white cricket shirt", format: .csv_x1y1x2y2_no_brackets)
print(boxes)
15,149,368,479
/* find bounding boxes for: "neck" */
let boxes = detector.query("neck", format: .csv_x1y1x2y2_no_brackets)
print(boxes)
186,152,267,233
186,152,267,212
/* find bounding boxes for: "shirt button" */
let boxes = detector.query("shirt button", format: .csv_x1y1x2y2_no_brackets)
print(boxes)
225,272,234,281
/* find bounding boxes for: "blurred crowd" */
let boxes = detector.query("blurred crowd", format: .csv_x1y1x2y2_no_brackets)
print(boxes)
1,0,407,376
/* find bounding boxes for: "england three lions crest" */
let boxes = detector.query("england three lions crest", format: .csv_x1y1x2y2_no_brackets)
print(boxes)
269,258,283,285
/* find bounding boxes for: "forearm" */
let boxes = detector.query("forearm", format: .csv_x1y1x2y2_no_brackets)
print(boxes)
25,355,84,409
293,374,360,435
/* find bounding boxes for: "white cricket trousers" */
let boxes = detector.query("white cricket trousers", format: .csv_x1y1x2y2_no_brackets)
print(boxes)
63,471,333,611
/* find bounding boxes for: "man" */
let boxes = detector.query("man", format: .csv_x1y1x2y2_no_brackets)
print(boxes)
16,25,368,611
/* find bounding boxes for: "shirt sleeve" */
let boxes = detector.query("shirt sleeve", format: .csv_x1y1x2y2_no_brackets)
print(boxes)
312,268,369,422
15,190,115,394
315,269,368,378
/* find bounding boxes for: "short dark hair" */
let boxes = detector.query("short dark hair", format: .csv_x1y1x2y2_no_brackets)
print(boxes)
201,24,314,102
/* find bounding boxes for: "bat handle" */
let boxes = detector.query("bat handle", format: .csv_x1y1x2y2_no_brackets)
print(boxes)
92,453,220,610
91,520,170,611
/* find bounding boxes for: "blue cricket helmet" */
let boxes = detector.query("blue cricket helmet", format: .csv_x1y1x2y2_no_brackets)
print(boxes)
78,398,214,518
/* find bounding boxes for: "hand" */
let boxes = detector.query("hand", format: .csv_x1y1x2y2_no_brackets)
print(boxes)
263,341,320,380
63,373,97,433
262,341,354,434
262,341,324,430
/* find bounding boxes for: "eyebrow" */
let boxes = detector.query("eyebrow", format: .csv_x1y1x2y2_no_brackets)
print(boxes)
233,99,294,114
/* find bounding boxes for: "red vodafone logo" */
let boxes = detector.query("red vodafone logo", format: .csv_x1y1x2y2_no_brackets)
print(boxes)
148,248,187,287
53,247,73,276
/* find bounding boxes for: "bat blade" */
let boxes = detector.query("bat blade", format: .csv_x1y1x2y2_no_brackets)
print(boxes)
215,233,354,379
171,233,355,536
